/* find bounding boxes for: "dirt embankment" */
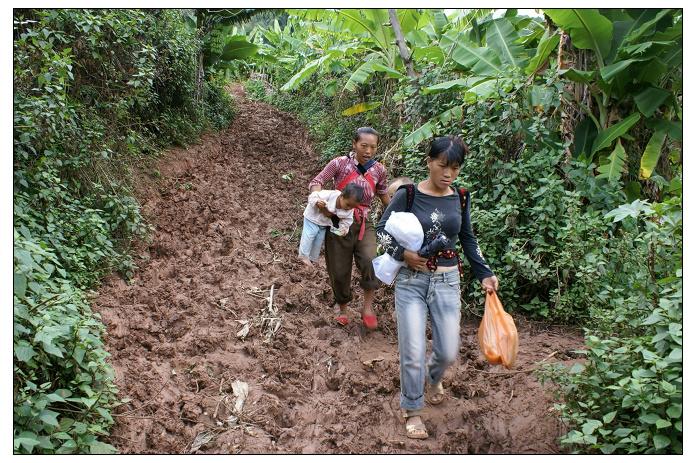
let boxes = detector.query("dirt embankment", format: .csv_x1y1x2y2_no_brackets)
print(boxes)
93,88,585,454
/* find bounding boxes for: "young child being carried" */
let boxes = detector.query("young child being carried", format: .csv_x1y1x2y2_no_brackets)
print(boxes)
298,183,364,267
387,176,413,201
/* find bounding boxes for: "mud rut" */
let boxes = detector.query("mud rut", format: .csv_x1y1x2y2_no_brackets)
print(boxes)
94,88,585,454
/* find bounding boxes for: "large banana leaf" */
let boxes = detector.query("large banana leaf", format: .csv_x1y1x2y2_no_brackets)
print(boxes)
405,30,430,47
281,53,336,91
597,139,627,181
341,101,381,116
447,8,495,31
544,9,613,65
636,58,668,86
599,58,647,83
661,44,683,68
363,9,392,53
624,9,674,44
337,9,392,54
515,17,546,46
652,20,682,41
573,117,599,157
287,9,326,21
639,130,667,179
404,105,463,147
369,62,403,78
397,9,420,35
486,18,527,68
646,118,682,141
591,112,641,155
423,76,491,94
404,121,435,147
634,86,671,117
463,78,513,103
343,58,403,92
448,39,504,76
621,40,674,58
434,105,463,124
559,68,596,85
432,9,448,35
412,45,445,65
607,10,661,62
525,31,560,75
219,36,259,61
606,20,635,64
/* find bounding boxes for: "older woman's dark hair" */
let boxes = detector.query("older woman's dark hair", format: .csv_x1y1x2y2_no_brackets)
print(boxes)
341,183,365,203
428,135,469,166
354,127,380,142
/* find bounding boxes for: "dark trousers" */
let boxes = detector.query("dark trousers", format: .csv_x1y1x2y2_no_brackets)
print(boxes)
324,219,380,305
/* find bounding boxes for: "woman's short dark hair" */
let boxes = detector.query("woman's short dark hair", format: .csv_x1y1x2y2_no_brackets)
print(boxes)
428,135,468,166
341,183,364,203
353,127,380,143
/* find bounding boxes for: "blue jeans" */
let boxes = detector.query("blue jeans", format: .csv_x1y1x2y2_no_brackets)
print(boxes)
298,217,326,262
394,267,462,411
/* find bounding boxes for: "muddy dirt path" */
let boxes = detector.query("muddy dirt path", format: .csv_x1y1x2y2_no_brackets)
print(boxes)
93,89,585,454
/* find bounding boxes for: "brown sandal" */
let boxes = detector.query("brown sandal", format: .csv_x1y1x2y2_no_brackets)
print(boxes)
405,416,428,439
426,380,445,405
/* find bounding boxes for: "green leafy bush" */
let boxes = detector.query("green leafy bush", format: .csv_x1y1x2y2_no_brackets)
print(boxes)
14,9,235,453
539,196,682,454
14,231,119,454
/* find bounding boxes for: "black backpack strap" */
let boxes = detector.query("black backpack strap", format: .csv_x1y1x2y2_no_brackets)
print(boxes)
396,183,416,212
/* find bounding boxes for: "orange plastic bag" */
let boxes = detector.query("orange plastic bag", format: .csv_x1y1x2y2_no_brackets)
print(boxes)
477,292,519,369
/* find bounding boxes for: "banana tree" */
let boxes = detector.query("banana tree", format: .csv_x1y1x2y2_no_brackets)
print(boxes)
404,10,555,147
192,9,264,98
279,8,408,96
544,8,682,182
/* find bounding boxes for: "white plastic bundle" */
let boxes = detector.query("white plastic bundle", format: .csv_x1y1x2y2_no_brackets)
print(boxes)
373,212,423,285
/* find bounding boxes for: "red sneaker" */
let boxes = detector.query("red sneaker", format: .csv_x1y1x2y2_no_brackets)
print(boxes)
335,314,349,326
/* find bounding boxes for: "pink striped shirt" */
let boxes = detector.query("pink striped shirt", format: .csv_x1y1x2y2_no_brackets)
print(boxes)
309,153,388,207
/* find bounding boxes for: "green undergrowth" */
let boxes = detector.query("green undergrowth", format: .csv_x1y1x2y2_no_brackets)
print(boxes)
13,9,235,454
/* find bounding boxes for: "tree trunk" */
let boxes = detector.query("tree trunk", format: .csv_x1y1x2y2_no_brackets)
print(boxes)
557,30,586,164
194,9,207,103
387,9,418,80
195,50,205,103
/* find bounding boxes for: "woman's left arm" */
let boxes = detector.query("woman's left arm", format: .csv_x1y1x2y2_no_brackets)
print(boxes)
376,166,390,207
458,191,498,293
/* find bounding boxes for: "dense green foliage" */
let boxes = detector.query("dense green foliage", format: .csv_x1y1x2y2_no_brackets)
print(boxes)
13,9,235,453
540,197,682,454
14,7,681,454
546,9,682,185
240,9,682,453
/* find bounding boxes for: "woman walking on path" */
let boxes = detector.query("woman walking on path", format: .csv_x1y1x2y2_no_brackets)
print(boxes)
308,127,390,329
376,136,499,439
